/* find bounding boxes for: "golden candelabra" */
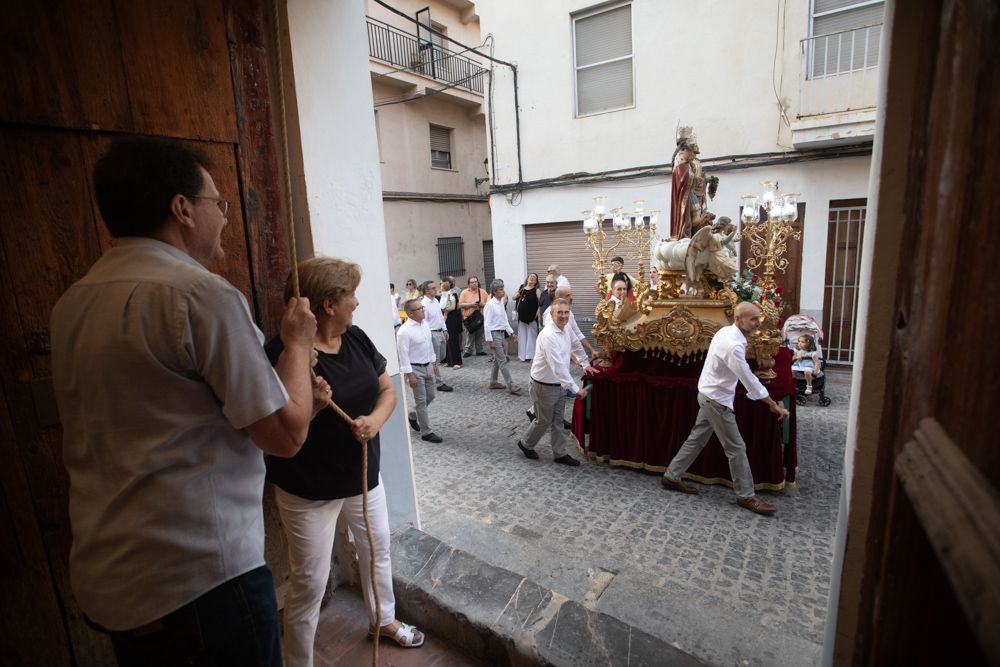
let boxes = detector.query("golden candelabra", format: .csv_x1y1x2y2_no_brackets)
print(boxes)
739,182,802,380
582,196,658,297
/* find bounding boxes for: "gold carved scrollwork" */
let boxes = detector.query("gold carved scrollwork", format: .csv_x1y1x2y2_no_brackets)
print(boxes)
594,305,722,360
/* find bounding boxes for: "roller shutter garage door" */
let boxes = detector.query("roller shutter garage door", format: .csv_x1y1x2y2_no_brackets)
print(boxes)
524,221,602,346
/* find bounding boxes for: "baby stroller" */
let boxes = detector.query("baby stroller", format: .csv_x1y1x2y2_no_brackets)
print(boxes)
782,315,832,407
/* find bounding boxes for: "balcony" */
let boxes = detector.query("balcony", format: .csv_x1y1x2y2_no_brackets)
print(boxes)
792,24,882,148
366,17,486,96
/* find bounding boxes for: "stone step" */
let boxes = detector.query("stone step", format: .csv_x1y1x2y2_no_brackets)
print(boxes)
314,584,485,666
389,527,707,667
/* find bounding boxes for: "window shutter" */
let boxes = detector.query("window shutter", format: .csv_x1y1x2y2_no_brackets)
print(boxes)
429,125,451,152
574,5,631,66
574,4,633,116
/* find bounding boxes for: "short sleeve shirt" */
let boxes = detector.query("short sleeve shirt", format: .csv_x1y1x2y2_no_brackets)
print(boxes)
265,326,387,499
50,238,288,630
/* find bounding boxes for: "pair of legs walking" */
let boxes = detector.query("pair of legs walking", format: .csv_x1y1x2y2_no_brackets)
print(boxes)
665,393,755,498
489,331,518,392
520,381,577,464
408,364,436,436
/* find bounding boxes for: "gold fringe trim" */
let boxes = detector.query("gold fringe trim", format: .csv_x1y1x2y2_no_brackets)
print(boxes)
575,436,798,491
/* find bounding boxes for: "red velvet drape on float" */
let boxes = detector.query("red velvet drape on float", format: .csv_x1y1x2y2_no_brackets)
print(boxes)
572,347,797,490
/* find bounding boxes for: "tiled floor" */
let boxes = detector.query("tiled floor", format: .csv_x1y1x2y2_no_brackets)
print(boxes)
312,586,483,666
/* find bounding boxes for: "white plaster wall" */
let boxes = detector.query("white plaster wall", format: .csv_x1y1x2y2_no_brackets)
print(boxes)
477,0,813,185
286,0,418,529
489,155,871,322
288,0,398,373
374,81,489,194
384,200,491,288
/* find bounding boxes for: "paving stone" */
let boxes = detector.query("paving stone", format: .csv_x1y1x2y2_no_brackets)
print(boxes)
404,356,851,666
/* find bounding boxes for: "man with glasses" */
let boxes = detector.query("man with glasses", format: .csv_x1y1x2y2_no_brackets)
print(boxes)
396,298,443,442
50,136,318,665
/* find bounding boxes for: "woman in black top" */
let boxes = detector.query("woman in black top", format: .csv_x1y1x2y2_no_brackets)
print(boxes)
266,258,424,663
514,272,541,361
440,277,464,368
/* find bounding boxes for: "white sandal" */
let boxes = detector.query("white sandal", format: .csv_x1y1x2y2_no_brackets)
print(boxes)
369,621,425,648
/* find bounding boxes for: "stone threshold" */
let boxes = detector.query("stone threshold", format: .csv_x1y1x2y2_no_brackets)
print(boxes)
390,526,707,666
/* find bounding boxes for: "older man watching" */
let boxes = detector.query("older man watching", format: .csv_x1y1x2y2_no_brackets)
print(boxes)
397,298,443,443
420,280,453,392
660,301,790,515
484,279,521,395
50,136,317,665
518,299,593,466
547,264,571,290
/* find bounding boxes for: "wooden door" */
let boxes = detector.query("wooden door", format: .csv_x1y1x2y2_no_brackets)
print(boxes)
846,0,1000,663
0,1,290,663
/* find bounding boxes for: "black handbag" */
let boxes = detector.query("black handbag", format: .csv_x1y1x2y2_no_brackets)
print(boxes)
464,308,484,333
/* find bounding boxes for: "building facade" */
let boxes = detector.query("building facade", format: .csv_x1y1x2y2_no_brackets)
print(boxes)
478,0,884,363
366,0,495,291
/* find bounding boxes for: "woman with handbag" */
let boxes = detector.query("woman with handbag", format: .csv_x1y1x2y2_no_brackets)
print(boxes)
459,276,489,357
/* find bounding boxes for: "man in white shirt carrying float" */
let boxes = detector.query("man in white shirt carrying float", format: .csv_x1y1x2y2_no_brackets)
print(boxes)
660,301,790,515
484,279,522,395
518,299,596,466
396,298,444,443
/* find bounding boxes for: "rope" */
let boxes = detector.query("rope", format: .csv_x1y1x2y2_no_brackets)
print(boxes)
271,5,380,665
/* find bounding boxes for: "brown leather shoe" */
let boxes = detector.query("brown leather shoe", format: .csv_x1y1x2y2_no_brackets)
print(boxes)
661,476,699,494
736,496,776,515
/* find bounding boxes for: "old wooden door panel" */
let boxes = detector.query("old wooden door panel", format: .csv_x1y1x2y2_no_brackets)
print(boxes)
0,1,131,132
0,129,105,379
115,0,239,142
0,382,72,666
856,0,1000,662
226,1,292,334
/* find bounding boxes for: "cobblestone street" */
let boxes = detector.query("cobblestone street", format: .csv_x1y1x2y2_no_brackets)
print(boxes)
406,352,850,667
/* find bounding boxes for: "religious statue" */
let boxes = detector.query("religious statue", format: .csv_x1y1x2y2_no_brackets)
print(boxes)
670,126,707,239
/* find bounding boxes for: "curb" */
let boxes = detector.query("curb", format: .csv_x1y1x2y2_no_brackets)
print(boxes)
390,527,707,666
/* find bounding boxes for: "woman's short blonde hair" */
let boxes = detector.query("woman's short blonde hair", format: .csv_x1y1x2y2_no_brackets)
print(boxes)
285,257,361,314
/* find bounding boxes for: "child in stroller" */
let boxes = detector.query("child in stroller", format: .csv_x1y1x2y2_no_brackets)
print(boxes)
792,334,820,395
782,315,832,406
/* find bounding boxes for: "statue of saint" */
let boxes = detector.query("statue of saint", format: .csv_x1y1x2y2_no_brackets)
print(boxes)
670,126,706,239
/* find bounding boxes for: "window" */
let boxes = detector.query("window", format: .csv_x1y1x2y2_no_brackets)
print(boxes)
809,0,884,78
430,124,452,169
436,236,465,277
573,3,634,117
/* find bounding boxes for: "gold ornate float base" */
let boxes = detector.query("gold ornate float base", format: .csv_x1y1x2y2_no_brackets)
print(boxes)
594,270,736,363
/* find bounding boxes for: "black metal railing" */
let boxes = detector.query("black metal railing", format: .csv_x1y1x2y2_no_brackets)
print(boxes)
366,17,486,94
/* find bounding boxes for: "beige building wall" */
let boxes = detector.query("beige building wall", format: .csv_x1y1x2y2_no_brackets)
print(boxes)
366,0,492,290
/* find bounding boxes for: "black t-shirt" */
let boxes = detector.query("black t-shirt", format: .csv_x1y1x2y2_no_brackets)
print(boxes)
516,287,539,323
264,326,387,500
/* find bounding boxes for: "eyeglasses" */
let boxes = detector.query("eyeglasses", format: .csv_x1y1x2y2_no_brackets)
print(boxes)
192,196,231,218
407,306,424,313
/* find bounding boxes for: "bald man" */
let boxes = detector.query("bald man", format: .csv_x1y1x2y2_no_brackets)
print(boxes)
660,302,790,515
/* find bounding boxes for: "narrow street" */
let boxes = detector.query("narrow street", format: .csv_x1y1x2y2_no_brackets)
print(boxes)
409,357,850,666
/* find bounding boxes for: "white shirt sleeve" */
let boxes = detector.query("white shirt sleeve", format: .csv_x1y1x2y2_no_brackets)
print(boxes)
726,343,769,401
396,325,413,374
